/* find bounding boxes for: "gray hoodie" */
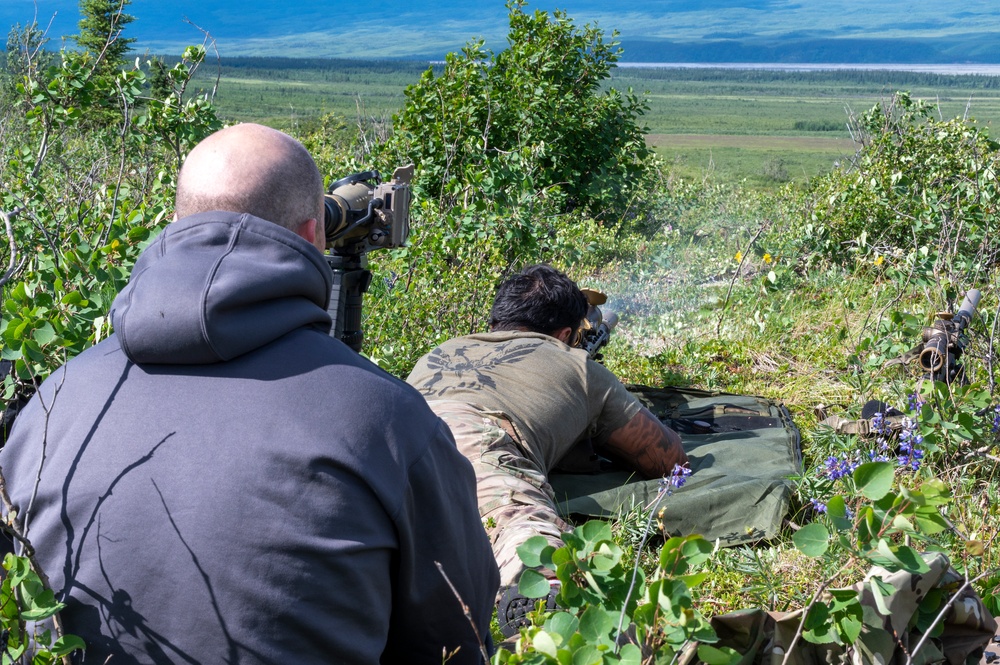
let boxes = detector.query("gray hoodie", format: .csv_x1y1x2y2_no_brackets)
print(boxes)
0,212,498,664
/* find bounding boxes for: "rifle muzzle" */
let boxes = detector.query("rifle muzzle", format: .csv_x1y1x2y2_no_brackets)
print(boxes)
603,310,619,333
919,330,949,373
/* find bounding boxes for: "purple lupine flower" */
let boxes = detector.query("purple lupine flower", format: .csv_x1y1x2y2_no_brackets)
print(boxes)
823,455,859,481
992,405,1000,434
658,463,693,496
908,393,927,413
896,416,925,472
809,498,827,514
871,412,887,433
898,447,924,472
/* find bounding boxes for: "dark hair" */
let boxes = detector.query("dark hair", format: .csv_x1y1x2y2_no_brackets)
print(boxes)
489,264,588,335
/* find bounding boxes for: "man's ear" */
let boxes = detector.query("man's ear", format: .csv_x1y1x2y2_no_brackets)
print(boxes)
553,327,574,344
294,218,325,253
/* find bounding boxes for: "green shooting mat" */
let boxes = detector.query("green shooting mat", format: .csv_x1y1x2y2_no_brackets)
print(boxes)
549,385,802,547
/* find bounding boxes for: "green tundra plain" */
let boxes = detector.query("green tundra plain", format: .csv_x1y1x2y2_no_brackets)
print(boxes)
192,57,1000,186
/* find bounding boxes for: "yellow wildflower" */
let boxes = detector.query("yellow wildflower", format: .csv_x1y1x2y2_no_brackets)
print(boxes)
874,255,884,266
734,251,743,262
763,253,773,264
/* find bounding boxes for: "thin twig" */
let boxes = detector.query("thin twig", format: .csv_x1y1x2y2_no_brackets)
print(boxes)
615,486,670,654
0,208,27,288
904,568,996,665
99,84,132,248
434,561,490,664
989,294,998,395
716,220,770,336
780,563,850,665
0,365,73,659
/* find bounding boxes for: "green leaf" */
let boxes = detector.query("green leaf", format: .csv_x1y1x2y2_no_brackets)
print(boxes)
918,479,951,506
802,603,836,644
868,576,893,615
892,545,931,573
873,541,930,573
1,345,22,361
578,606,614,642
551,547,573,567
827,589,859,612
531,629,558,658
50,635,86,657
32,322,57,346
826,495,852,532
838,615,863,643
517,535,551,568
590,542,621,571
899,485,926,507
680,536,714,568
61,291,85,305
21,339,45,362
618,644,642,665
912,509,949,535
678,572,709,588
518,568,552,599
792,522,830,557
698,645,741,665
891,514,915,533
543,612,578,642
20,588,64,621
578,520,612,546
853,462,895,500
571,645,602,665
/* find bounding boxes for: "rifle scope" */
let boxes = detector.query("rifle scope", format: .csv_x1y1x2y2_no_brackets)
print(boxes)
918,289,981,374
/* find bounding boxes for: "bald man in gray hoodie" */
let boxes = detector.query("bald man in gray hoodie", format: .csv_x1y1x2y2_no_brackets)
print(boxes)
0,124,498,664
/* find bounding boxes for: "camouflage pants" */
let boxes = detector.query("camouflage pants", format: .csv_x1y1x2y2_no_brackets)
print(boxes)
427,400,571,588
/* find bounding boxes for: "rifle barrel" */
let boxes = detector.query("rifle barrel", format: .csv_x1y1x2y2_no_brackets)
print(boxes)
603,310,619,333
955,289,982,329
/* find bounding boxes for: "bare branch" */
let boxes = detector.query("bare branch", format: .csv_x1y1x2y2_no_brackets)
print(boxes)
0,207,27,288
434,561,490,664
904,567,998,665
182,19,221,102
780,563,851,665
716,220,771,336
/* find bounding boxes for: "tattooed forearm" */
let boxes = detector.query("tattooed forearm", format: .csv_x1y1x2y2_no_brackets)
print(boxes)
601,408,687,479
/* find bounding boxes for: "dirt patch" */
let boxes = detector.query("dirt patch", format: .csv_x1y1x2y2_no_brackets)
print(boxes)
647,134,859,152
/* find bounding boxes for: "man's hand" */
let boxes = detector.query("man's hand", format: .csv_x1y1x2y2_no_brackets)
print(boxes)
600,407,688,479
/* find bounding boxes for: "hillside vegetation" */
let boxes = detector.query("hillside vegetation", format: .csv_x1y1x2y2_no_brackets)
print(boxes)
1,2,999,663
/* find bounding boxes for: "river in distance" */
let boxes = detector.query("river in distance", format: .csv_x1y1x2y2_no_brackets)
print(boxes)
617,63,1000,76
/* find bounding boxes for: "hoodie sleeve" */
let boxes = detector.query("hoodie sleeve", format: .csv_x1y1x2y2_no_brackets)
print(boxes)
381,418,500,664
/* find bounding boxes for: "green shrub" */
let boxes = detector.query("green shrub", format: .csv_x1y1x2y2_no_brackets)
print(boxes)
806,92,1000,279
386,0,652,225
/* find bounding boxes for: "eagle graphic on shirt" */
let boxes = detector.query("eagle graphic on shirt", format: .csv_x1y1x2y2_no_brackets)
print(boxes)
417,340,537,396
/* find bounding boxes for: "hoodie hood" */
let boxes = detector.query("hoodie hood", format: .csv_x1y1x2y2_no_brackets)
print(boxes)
111,212,333,365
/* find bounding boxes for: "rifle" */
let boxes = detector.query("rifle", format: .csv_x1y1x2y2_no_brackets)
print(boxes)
915,289,982,383
579,301,619,361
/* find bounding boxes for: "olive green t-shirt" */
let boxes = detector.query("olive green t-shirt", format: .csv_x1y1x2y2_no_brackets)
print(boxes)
406,331,642,472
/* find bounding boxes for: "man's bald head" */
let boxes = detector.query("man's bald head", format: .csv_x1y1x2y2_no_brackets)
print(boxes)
176,123,325,237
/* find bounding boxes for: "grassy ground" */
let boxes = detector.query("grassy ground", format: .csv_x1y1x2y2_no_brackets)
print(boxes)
579,179,1000,616
648,133,858,184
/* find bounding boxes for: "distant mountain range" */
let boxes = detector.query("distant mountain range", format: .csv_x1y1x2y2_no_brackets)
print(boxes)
3,0,999,63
